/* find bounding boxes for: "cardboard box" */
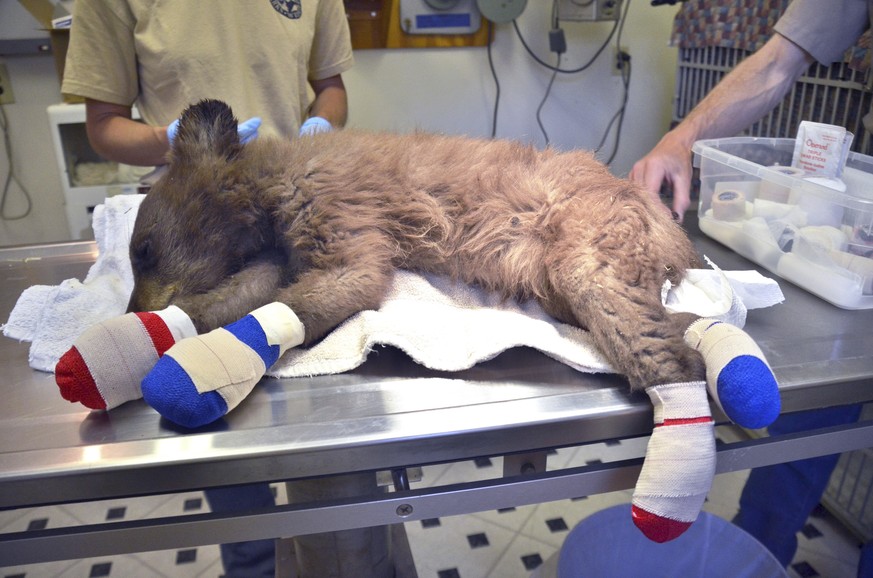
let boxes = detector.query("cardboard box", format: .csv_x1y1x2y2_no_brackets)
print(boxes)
17,0,81,102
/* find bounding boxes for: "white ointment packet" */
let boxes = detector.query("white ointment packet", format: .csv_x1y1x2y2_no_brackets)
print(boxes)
792,121,853,179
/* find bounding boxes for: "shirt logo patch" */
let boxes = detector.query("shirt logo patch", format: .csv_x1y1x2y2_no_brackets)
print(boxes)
271,0,302,19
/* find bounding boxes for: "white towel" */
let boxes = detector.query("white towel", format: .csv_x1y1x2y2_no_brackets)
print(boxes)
2,195,784,376
3,195,140,371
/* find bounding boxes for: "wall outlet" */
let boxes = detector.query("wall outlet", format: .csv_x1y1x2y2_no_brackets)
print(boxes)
0,63,15,105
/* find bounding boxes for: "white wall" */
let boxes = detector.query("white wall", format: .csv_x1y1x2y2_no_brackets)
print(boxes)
345,1,679,173
0,1,680,246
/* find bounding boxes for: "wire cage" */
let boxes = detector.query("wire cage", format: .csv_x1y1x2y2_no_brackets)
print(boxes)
822,404,873,543
674,46,873,153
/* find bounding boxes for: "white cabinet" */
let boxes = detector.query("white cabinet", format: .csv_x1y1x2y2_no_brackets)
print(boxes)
47,103,153,239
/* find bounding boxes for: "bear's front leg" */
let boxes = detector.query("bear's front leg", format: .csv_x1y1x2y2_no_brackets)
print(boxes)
172,254,285,332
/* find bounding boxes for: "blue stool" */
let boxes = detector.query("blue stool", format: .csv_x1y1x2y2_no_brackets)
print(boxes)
551,504,787,578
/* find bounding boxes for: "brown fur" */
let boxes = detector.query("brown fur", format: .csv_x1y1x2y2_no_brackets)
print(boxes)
128,100,705,390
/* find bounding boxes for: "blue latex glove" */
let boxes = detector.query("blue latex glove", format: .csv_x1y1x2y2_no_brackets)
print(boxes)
166,118,180,144
237,117,262,143
299,116,332,136
166,116,262,145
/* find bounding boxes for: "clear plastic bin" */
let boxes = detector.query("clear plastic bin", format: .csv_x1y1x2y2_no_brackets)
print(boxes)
693,137,873,309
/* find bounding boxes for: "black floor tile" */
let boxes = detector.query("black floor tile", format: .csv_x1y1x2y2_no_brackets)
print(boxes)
176,548,197,565
546,518,569,533
466,532,489,549
26,519,48,531
473,457,493,469
791,561,820,578
421,518,442,529
88,562,112,577
105,506,126,520
521,553,543,571
801,523,823,540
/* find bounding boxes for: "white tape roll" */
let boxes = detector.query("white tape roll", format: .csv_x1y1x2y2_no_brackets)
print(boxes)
753,198,793,220
759,166,805,203
712,189,746,221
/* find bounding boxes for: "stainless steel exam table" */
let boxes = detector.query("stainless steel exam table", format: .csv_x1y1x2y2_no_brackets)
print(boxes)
1,220,872,566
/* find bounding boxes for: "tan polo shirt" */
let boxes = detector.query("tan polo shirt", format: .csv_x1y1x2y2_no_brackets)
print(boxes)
61,0,354,138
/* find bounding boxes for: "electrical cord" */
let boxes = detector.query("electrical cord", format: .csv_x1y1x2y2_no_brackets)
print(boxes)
512,14,619,74
490,0,632,156
0,104,33,221
594,0,633,164
595,57,631,163
487,20,500,138
537,54,562,146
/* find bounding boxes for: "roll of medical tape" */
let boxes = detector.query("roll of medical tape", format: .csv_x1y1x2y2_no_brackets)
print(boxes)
759,166,805,203
712,190,746,221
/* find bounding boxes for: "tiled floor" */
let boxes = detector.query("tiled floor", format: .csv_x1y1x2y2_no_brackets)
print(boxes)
0,426,865,578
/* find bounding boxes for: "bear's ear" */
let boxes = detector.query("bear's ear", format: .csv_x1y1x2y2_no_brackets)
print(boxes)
172,99,242,163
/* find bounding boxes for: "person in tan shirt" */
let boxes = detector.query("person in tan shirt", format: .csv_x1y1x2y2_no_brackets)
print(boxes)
62,0,354,167
61,2,353,576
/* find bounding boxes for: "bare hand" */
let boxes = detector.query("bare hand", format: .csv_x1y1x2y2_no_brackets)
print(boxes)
630,134,694,223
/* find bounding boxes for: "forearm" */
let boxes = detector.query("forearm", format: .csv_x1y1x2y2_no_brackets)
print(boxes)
666,34,814,149
85,99,171,166
630,34,814,220
307,75,348,128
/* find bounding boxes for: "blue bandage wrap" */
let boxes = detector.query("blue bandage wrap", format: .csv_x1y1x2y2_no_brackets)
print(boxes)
142,358,228,429
142,313,278,429
224,314,280,366
717,355,781,429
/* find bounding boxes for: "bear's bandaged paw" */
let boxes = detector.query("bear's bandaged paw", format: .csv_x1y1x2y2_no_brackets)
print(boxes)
632,381,715,543
685,318,780,429
55,306,197,410
142,302,305,428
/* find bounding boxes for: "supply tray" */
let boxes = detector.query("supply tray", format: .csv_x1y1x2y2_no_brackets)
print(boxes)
693,137,873,309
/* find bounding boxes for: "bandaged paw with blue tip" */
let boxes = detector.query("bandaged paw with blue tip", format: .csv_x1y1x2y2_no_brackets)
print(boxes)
685,317,781,429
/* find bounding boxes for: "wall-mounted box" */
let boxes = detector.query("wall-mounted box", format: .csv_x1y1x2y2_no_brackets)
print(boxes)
16,0,80,102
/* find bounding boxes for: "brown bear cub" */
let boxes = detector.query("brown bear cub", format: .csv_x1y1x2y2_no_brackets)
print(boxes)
128,99,705,390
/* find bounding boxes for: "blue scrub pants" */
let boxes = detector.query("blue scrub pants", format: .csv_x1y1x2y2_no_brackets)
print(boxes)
732,405,871,577
204,483,276,577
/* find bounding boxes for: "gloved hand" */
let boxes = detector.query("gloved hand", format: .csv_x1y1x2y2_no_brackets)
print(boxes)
236,117,262,143
299,116,332,136
166,116,262,146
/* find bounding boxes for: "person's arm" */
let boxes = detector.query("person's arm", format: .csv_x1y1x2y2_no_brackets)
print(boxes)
306,74,348,128
630,33,815,221
85,99,171,166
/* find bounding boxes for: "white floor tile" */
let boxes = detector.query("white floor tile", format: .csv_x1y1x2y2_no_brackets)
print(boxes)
405,513,520,578
489,532,557,578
